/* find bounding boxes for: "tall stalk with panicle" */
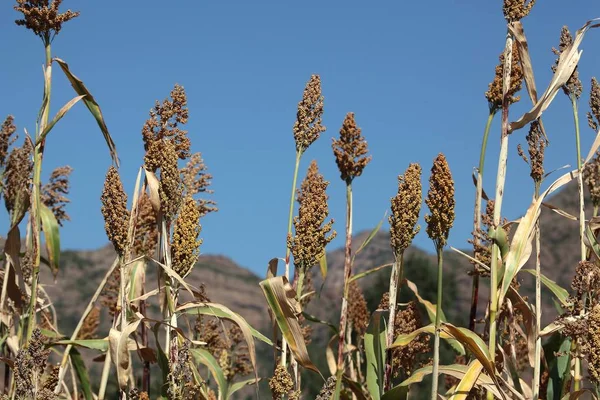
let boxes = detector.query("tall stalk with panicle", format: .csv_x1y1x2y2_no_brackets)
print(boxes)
13,0,80,344
282,75,325,369
552,25,586,391
384,163,421,390
517,120,546,399
331,112,371,382
425,153,455,399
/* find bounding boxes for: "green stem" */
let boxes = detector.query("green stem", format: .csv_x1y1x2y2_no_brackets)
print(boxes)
532,182,541,400
469,110,496,332
488,31,512,400
337,182,353,371
430,246,444,399
26,41,52,344
282,150,302,368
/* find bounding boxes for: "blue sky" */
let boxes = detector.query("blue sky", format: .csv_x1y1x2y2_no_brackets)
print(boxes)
1,1,600,276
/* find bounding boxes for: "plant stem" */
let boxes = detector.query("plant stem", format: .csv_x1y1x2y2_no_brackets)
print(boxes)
282,150,302,367
571,94,585,392
384,252,403,391
488,31,513,400
337,182,353,371
98,350,112,400
532,182,541,400
469,110,496,332
430,246,444,399
26,41,52,344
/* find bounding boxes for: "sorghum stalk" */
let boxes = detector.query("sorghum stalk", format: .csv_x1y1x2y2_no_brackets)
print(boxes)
469,110,496,332
488,32,513,400
431,247,444,398
337,182,353,372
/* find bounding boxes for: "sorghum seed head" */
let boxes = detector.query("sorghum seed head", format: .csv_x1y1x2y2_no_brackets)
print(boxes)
293,75,325,154
14,0,79,42
316,376,337,400
584,152,600,208
485,43,524,111
392,301,430,377
0,115,16,168
348,279,369,336
332,112,372,183
287,160,336,272
389,163,422,256
425,154,455,249
588,77,600,131
502,0,535,22
145,140,183,221
526,120,546,182
77,306,99,340
552,26,583,99
41,165,73,226
181,152,217,217
171,196,202,277
3,136,33,223
133,192,158,257
100,166,129,256
269,364,294,398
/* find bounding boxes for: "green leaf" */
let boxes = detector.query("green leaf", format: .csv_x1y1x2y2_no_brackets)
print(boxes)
70,348,93,400
522,268,570,306
354,214,385,257
319,252,328,280
54,339,108,352
440,323,495,383
40,203,60,279
390,323,464,355
302,312,338,334
191,348,228,397
228,378,261,399
152,324,169,397
54,58,119,167
365,311,386,400
349,263,393,283
38,95,85,142
258,277,319,374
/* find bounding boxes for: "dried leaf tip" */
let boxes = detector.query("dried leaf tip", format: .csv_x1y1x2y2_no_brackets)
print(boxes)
503,0,535,22
42,165,72,226
293,75,325,154
389,163,422,257
171,196,202,278
552,26,582,99
485,43,524,111
425,154,455,249
588,77,600,131
14,0,79,42
332,112,372,184
100,166,129,257
287,160,336,272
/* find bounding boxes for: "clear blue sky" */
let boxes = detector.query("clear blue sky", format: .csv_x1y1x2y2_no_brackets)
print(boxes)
1,1,599,276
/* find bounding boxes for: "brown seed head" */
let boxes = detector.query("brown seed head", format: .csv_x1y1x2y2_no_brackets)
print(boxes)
181,152,217,217
293,75,326,154
348,279,369,336
269,364,294,398
425,154,455,249
287,161,336,272
587,304,600,383
14,0,79,42
332,112,372,183
0,116,17,168
145,140,183,221
552,26,583,99
584,152,600,208
485,43,524,111
3,136,33,223
100,166,130,257
502,0,535,22
588,77,600,131
316,376,337,400
41,165,72,226
100,265,119,317
14,328,50,399
142,84,190,162
171,196,202,277
392,301,430,377
389,163,422,256
133,192,158,257
77,306,99,340
525,120,546,182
